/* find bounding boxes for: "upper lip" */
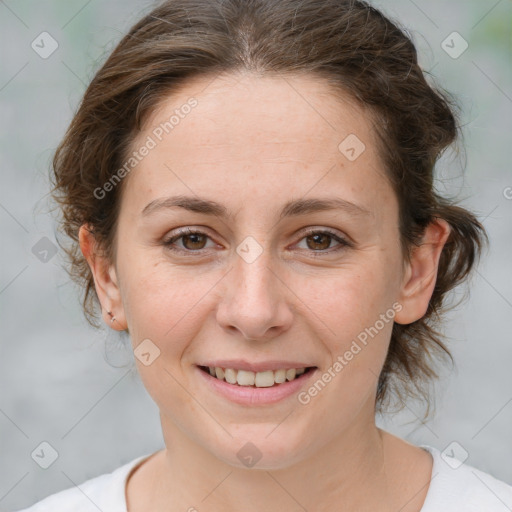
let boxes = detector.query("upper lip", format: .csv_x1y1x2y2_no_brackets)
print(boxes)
198,360,316,373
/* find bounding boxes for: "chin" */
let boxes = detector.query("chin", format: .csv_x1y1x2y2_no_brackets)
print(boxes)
212,426,312,470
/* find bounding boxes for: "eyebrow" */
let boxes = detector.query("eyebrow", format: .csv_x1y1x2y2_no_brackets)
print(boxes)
141,195,372,220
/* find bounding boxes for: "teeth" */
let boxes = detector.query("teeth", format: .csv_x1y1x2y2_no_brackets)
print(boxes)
224,368,237,385
285,368,296,381
274,369,286,383
255,370,275,387
236,370,255,386
206,366,310,387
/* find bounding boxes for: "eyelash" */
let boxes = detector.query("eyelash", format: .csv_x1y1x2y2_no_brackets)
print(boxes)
162,227,351,256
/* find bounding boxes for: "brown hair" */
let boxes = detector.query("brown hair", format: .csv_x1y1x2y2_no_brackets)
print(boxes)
49,0,488,416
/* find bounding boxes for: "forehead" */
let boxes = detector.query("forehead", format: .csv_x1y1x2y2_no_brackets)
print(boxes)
139,71,378,159
123,71,389,215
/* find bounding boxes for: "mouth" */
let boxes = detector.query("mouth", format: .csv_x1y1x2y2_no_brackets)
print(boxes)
197,365,317,388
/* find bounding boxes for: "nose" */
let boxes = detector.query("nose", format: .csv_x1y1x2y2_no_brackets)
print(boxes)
215,248,293,342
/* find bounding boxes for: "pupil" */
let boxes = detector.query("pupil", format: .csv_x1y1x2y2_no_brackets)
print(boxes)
307,234,330,250
184,234,205,249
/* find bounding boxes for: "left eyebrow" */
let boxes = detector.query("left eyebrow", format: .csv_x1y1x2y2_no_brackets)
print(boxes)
141,195,229,218
140,195,372,220
278,197,372,220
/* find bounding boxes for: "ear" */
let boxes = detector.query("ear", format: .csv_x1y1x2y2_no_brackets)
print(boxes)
78,224,127,331
394,218,451,325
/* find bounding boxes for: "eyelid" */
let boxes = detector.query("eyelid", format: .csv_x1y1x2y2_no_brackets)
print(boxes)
163,225,352,255
291,227,352,252
296,226,350,241
163,227,218,253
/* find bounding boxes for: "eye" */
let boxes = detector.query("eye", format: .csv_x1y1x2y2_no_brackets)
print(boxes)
163,228,216,253
162,227,351,255
293,229,351,254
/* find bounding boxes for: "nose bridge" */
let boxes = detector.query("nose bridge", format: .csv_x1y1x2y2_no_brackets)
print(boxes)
216,236,292,340
233,239,279,311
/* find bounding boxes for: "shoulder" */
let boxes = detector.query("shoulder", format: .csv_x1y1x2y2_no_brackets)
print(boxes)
14,453,155,512
420,444,512,512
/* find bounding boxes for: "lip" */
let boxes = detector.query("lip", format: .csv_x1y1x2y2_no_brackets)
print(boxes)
196,365,318,406
197,359,315,372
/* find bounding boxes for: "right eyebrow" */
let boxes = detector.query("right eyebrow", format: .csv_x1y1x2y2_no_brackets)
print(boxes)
141,195,372,220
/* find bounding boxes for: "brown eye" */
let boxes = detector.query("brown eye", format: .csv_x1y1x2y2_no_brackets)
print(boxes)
163,228,215,253
305,233,332,251
181,233,207,250
295,229,351,254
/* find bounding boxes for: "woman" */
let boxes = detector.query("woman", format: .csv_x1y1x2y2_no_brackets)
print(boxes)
18,0,512,510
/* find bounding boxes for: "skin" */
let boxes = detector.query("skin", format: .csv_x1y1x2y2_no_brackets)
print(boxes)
79,71,450,511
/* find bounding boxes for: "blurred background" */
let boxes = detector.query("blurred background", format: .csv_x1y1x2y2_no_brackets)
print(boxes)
0,0,511,509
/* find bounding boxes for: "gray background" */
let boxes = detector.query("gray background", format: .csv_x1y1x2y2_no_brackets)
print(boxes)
1,0,511,509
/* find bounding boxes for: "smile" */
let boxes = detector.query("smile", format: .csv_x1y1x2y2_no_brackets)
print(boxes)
199,365,316,387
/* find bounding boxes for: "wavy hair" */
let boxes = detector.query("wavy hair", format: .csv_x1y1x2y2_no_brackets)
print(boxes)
49,0,488,417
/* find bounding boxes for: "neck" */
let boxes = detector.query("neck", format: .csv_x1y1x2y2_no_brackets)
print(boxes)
141,402,421,511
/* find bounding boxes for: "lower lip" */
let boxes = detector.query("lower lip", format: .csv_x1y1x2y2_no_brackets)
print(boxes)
196,366,318,406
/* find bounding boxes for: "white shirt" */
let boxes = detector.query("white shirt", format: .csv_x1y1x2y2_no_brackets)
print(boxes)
15,445,512,511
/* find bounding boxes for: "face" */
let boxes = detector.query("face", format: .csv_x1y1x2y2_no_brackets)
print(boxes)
81,71,448,470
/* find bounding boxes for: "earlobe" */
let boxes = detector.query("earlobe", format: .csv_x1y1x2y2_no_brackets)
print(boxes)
394,219,451,325
78,224,127,330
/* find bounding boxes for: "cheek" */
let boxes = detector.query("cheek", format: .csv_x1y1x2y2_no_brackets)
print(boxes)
301,257,399,384
123,264,218,410
303,263,395,333
120,256,217,349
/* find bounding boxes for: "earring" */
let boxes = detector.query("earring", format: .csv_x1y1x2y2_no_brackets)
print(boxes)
107,310,116,324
